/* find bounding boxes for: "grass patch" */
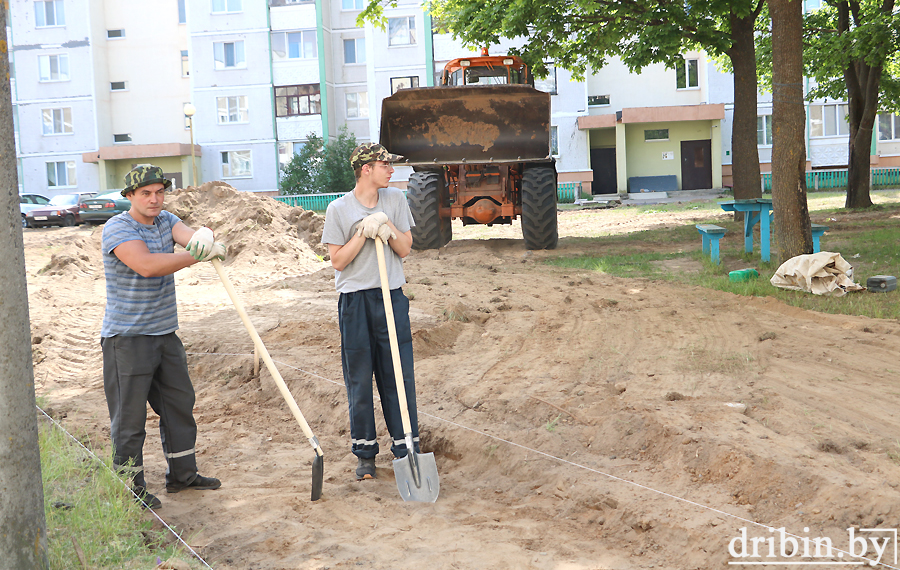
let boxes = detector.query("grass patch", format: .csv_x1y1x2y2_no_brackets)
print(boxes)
547,191,900,320
39,418,192,569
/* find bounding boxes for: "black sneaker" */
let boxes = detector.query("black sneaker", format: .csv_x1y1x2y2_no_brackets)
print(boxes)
166,474,221,494
356,457,376,480
133,486,162,510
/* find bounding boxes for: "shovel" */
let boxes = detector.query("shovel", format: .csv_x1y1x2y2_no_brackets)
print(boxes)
211,259,324,501
374,237,440,503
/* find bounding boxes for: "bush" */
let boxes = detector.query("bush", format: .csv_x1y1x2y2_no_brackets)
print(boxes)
281,126,357,195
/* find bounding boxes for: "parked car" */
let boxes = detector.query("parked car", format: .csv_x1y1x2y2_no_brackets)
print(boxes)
79,191,130,225
20,193,50,228
25,192,97,228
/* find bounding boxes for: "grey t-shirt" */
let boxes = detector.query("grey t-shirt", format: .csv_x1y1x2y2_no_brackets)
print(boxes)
322,187,415,293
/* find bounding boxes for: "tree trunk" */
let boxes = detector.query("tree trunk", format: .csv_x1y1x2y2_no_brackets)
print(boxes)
0,5,50,569
728,11,763,202
769,0,812,263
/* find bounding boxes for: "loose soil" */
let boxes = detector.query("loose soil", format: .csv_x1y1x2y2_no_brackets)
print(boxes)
26,184,900,570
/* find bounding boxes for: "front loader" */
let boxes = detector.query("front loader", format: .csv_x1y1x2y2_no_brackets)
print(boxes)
379,54,558,250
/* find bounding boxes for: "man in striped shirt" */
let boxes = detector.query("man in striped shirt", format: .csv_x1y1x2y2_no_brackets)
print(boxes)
101,165,225,510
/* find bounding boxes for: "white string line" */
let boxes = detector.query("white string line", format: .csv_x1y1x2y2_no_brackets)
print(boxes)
41,346,899,567
34,406,214,570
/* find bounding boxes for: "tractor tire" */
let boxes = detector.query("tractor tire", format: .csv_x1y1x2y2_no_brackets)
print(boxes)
521,166,558,250
407,171,451,250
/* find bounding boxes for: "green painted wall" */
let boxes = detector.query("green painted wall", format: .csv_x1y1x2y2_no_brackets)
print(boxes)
624,120,714,188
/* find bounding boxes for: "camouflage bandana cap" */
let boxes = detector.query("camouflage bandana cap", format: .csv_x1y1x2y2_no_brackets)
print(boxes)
122,165,173,197
350,143,405,170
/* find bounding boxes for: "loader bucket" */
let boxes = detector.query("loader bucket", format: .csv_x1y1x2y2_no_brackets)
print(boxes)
380,85,551,166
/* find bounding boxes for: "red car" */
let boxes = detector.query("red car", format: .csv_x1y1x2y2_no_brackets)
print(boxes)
25,192,97,228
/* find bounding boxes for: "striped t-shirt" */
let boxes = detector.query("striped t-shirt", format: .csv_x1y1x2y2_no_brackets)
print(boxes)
101,210,180,338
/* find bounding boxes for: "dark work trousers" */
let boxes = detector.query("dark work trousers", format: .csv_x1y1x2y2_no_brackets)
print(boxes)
101,333,198,489
339,287,419,459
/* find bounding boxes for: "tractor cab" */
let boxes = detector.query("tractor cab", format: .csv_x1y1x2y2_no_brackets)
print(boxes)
440,54,533,87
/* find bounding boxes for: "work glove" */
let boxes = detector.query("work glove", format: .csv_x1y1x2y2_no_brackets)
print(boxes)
355,212,388,239
186,227,215,261
375,222,396,243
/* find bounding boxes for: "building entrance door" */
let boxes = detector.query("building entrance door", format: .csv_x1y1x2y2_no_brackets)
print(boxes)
590,147,617,195
680,139,712,190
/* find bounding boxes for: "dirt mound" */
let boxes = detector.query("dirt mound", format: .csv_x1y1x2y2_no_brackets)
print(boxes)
38,231,102,276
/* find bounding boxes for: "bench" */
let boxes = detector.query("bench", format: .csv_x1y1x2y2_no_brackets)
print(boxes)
696,224,727,264
811,223,828,253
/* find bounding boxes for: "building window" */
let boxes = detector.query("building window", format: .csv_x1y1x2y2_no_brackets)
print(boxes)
346,92,368,118
181,51,190,76
550,126,558,156
38,54,69,82
388,16,416,46
107,29,124,39
41,108,72,135
390,76,419,94
534,66,557,95
588,95,610,106
114,133,132,143
110,81,127,91
342,0,364,10
644,129,669,141
878,113,900,141
217,95,249,123
809,103,849,137
47,161,76,187
212,0,242,13
272,31,317,60
178,0,186,23
757,115,773,146
214,41,246,69
35,0,65,27
275,85,320,117
344,38,365,64
676,58,699,89
221,150,251,178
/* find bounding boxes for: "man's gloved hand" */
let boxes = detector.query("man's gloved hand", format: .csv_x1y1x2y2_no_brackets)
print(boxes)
186,227,215,261
204,242,226,262
355,212,388,239
375,223,396,243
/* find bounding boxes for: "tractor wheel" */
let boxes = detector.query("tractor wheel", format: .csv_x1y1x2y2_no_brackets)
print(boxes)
407,171,451,250
521,166,558,250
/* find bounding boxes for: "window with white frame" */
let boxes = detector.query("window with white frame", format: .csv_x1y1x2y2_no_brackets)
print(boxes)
878,113,900,141
110,81,126,90
41,108,72,135
342,0,364,10
107,29,124,39
588,95,610,106
757,115,773,146
388,16,416,46
346,92,368,118
274,84,320,117
47,160,76,187
221,150,251,177
390,76,419,94
35,0,65,27
534,66,557,95
114,133,132,143
181,51,190,76
344,38,365,64
38,54,69,82
644,129,669,141
676,58,699,89
809,103,849,137
217,95,249,123
271,31,316,60
211,0,242,13
178,0,186,23
550,126,559,156
214,41,246,69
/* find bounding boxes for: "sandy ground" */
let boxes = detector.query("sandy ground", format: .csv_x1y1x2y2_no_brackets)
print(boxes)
25,185,900,570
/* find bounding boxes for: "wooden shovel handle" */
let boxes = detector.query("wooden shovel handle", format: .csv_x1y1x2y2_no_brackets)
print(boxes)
211,259,323,457
374,237,413,435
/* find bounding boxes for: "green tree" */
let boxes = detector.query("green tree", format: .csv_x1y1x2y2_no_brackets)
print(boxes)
280,126,358,195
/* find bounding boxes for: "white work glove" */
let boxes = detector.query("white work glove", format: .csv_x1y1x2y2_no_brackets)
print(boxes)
355,212,388,239
204,242,226,262
186,227,215,261
375,222,396,242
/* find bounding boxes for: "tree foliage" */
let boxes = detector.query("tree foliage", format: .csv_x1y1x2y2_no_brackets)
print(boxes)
280,126,358,195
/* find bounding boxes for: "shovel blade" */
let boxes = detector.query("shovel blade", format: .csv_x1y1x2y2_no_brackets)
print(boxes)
393,452,440,503
311,454,324,501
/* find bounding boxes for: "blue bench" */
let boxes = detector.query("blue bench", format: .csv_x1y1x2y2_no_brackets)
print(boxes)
696,224,727,264
811,223,828,252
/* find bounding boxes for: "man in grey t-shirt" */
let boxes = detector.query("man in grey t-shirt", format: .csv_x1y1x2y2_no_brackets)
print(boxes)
322,143,420,481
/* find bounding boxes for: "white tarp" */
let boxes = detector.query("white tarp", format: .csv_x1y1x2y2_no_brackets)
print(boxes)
770,251,865,297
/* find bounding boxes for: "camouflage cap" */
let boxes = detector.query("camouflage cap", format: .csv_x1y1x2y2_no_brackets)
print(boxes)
350,143,404,170
122,165,173,197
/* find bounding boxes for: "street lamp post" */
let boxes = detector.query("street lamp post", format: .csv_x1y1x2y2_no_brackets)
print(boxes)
183,103,198,187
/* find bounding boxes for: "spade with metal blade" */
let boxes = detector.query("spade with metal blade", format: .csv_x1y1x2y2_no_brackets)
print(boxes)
374,237,440,503
211,259,324,501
